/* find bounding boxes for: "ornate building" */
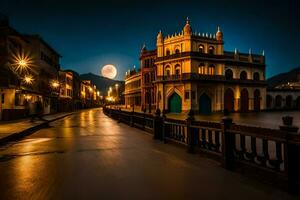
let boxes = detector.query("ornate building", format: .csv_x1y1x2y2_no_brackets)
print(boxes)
140,46,156,112
125,18,267,114
124,69,142,109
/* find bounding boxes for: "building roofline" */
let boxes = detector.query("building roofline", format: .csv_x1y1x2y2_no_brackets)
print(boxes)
23,34,62,57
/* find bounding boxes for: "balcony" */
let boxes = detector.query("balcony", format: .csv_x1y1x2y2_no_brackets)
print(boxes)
155,73,267,85
155,52,265,67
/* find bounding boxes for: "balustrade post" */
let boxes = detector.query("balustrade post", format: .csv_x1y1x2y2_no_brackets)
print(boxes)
153,109,162,140
162,109,167,143
186,110,195,153
118,108,121,123
221,115,234,170
130,111,134,127
280,116,300,194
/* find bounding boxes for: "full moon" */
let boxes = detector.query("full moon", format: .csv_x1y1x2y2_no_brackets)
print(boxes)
101,64,117,79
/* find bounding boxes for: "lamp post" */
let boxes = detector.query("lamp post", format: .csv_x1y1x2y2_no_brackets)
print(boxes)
115,83,119,104
50,80,60,112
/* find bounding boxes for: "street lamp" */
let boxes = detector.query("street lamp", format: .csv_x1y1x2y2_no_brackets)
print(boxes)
23,74,34,85
51,80,60,89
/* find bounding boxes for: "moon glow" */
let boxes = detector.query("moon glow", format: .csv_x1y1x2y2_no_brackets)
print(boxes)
101,64,117,79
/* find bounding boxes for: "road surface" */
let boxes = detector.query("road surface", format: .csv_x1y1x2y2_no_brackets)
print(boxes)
0,108,296,199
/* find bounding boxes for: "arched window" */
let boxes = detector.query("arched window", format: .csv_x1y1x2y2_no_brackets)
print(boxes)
198,63,205,74
165,65,171,77
240,71,247,80
253,72,260,81
225,69,233,80
166,49,170,56
175,64,181,78
175,49,180,54
208,46,215,55
199,45,204,53
208,64,215,75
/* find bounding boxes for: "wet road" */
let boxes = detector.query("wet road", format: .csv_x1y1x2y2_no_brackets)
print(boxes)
0,108,297,199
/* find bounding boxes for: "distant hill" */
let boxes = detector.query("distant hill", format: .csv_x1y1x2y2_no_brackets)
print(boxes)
267,67,300,89
80,73,124,94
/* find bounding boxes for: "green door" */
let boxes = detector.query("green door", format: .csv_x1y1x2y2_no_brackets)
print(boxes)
168,93,182,113
199,93,211,115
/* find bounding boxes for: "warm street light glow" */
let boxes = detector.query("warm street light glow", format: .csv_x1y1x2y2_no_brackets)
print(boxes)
10,51,35,74
18,59,28,67
51,80,60,88
23,75,34,84
97,91,100,96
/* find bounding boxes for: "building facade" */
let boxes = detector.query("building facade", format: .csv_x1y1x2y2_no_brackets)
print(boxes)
140,47,157,112
124,69,142,110
125,19,267,114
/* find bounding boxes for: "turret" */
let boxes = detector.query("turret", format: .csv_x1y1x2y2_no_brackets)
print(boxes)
216,26,223,41
157,30,163,44
183,17,192,35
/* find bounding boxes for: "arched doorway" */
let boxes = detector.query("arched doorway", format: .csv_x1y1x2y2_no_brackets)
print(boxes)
199,93,212,115
254,89,261,111
168,93,182,113
275,95,282,108
224,88,234,112
286,95,293,108
266,95,272,109
240,89,249,112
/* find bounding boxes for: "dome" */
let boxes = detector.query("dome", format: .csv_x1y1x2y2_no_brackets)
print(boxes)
183,17,192,35
216,26,223,41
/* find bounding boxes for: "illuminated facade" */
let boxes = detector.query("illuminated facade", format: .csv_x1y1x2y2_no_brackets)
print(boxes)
124,69,142,109
140,47,156,112
125,18,267,114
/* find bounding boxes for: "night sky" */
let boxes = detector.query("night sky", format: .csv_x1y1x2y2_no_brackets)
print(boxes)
1,0,299,80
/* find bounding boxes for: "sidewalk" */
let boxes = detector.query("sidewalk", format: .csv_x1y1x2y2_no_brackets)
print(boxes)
0,112,75,145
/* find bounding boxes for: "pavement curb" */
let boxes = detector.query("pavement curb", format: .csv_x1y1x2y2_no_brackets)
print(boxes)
0,113,74,146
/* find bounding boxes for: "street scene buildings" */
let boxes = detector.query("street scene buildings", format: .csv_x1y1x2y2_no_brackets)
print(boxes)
0,17,103,121
0,0,300,198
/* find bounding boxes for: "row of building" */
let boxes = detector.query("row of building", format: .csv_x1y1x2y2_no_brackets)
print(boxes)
0,17,102,120
124,18,300,114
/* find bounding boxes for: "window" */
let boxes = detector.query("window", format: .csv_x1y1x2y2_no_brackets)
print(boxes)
166,49,170,56
1,93,4,104
208,46,215,55
175,64,181,78
165,65,171,76
253,72,260,81
144,73,150,83
199,45,204,53
185,91,190,100
198,63,205,74
175,49,180,54
240,71,247,80
208,65,215,75
225,69,233,80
